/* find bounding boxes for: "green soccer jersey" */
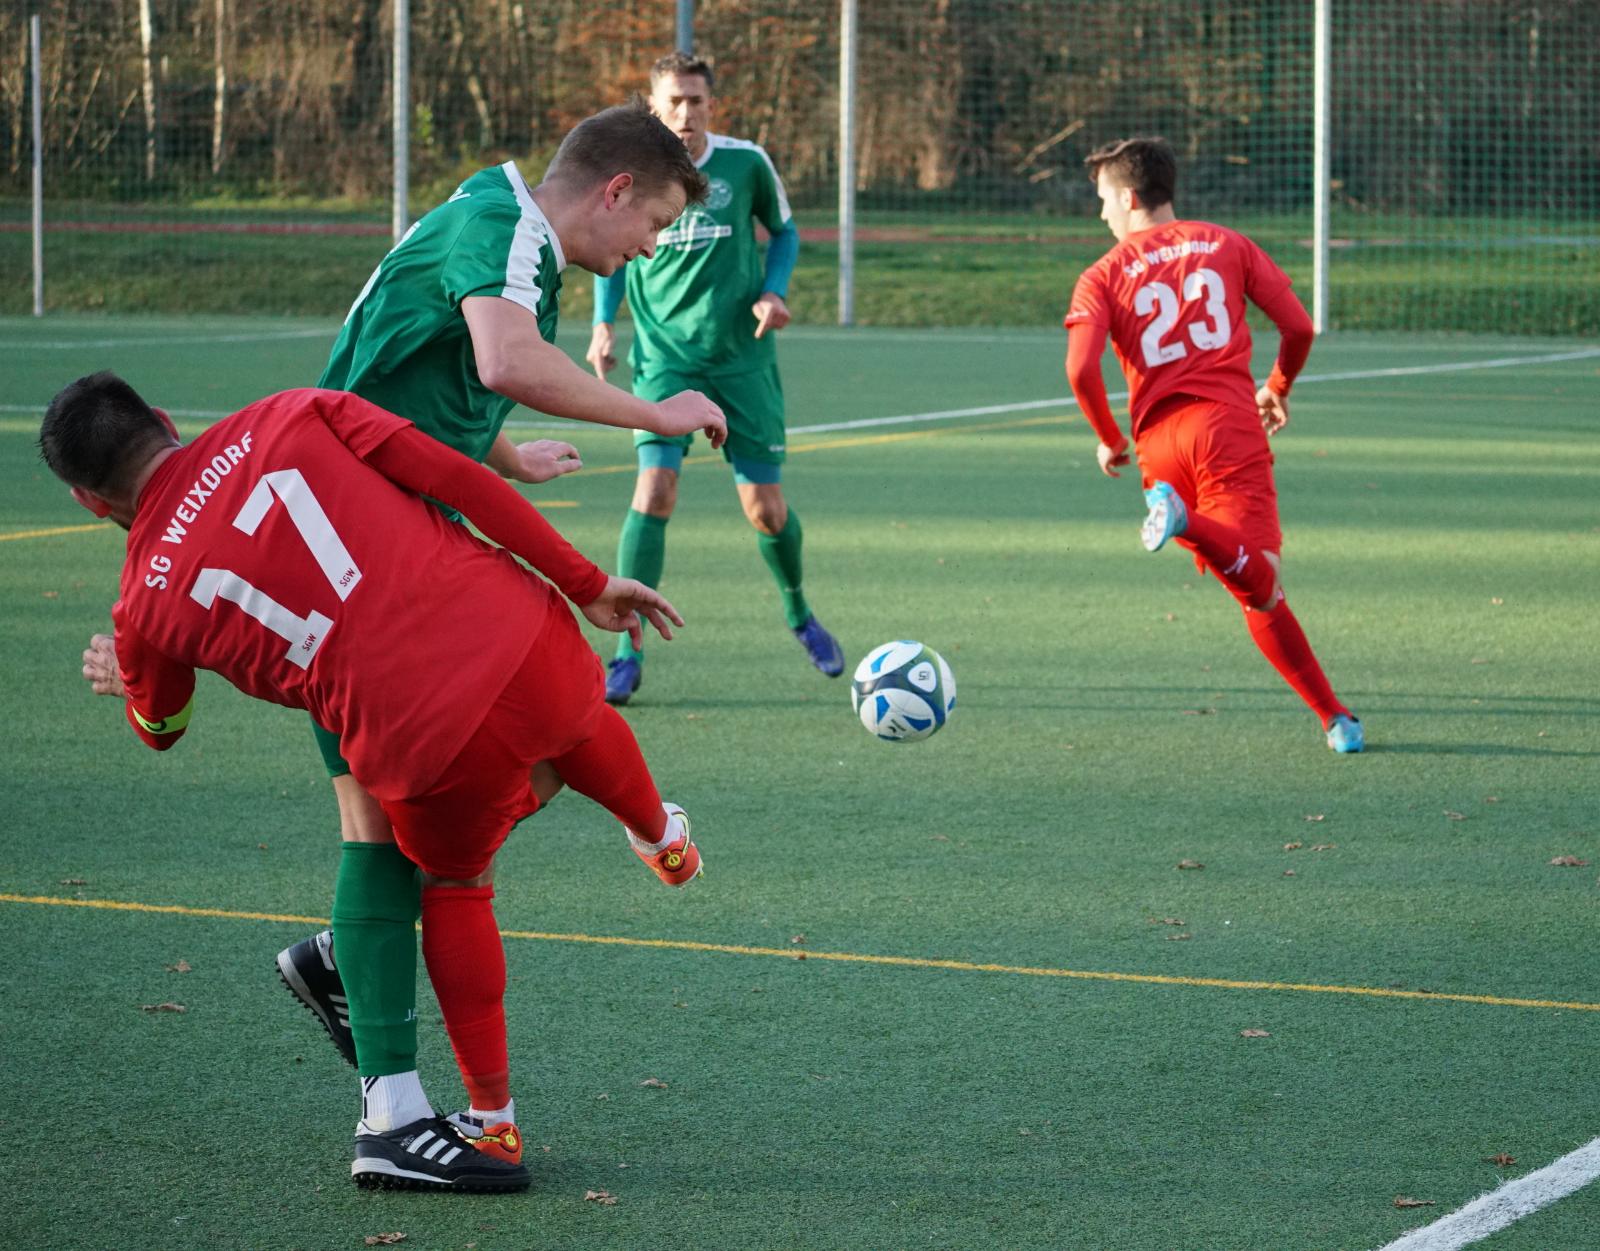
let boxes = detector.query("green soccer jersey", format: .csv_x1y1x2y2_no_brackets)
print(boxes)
625,133,793,378
319,160,564,463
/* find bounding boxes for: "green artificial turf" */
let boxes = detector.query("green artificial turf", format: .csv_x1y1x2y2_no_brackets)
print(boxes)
2,320,1598,1250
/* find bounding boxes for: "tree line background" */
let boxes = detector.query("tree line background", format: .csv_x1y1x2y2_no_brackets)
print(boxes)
2,0,1596,221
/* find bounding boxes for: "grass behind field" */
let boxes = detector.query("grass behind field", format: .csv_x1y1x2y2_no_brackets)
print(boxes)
3,205,1595,333
2,321,1599,1250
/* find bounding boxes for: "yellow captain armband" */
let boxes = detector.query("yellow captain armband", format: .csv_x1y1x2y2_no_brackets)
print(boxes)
131,696,194,736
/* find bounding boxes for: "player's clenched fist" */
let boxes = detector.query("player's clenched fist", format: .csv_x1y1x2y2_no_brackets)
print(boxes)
82,632,124,698
652,390,728,449
585,323,617,378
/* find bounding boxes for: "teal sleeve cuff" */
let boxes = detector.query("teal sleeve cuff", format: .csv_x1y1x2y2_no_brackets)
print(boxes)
593,269,626,324
762,221,799,300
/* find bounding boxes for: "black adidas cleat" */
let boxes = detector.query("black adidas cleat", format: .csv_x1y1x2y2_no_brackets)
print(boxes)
352,1115,531,1192
276,930,356,1067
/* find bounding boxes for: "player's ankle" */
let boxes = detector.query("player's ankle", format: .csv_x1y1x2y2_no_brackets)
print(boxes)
358,1070,431,1132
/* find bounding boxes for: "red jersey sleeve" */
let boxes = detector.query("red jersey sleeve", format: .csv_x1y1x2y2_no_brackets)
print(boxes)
112,600,196,751
1063,266,1111,332
304,389,608,604
1239,237,1314,395
1065,322,1126,448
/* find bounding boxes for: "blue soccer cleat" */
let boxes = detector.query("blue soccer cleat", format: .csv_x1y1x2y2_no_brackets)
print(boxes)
1326,713,1364,754
793,615,845,677
1140,481,1189,552
605,656,642,706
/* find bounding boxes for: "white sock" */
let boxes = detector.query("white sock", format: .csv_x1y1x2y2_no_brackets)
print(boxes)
468,1098,516,1127
358,1071,430,1132
627,806,679,854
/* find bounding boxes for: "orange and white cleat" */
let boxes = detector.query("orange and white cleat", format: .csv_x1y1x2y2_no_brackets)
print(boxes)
627,802,702,886
471,1122,524,1166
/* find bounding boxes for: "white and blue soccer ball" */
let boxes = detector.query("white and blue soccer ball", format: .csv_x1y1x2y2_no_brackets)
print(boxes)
850,640,956,742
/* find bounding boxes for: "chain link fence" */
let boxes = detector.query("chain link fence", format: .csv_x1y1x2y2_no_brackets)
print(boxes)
4,0,1596,332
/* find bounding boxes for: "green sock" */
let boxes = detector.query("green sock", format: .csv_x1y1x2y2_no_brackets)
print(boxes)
615,508,669,661
759,509,812,630
330,842,421,1077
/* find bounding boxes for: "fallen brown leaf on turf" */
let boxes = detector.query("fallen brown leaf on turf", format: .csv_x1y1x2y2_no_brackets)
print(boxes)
1484,796,1500,804
364,1236,406,1247
141,1002,186,1013
789,934,806,945
1303,814,1326,823
1240,1029,1271,1038
1550,856,1589,867
165,960,192,973
59,877,87,885
1181,708,1217,716
1177,860,1204,870
1311,844,1337,852
1491,597,1504,605
1444,811,1468,821
584,1189,618,1205
595,1092,609,1100
1283,870,1297,877
42,591,59,599
928,834,950,842
1150,917,1186,926
1393,1197,1435,1209
639,1078,668,1089
1283,842,1303,852
1484,1153,1516,1166
1167,933,1192,942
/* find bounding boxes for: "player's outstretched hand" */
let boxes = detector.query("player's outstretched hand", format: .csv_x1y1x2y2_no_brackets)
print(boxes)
653,390,728,451
1097,438,1131,479
82,632,123,698
752,293,791,339
508,439,582,484
586,323,617,378
1256,384,1290,436
581,577,685,653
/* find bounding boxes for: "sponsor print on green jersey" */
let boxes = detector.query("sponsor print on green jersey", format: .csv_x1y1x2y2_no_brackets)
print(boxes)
319,160,564,464
626,133,793,378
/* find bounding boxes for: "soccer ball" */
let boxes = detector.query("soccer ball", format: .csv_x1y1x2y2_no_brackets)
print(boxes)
850,640,956,742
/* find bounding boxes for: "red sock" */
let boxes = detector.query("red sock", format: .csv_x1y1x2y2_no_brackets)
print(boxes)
1244,600,1349,726
551,706,668,840
420,884,509,1110
1179,511,1277,610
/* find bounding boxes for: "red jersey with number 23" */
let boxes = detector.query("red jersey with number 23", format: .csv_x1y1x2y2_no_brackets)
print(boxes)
114,388,582,800
1064,220,1293,436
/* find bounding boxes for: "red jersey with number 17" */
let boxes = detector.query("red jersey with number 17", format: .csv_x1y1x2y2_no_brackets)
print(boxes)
1063,220,1294,434
113,388,581,800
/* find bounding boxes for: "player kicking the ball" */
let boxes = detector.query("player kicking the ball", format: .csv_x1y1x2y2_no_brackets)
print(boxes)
587,52,844,704
50,373,703,1190
1064,137,1362,752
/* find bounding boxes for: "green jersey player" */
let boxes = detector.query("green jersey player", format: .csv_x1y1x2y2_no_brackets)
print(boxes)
272,103,726,1187
588,52,844,705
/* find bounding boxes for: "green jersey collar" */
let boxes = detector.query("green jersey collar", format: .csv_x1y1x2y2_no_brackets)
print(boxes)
500,160,566,272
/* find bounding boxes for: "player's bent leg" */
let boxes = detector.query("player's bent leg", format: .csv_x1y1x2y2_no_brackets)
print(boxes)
610,456,683,704
738,478,844,677
1237,551,1359,746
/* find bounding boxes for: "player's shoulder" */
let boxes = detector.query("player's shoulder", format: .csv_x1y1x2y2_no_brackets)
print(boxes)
705,133,781,173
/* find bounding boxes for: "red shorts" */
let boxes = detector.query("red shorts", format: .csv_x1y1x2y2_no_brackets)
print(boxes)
1135,394,1282,554
381,596,605,880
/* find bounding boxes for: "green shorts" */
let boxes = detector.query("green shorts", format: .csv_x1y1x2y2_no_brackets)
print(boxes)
632,363,786,472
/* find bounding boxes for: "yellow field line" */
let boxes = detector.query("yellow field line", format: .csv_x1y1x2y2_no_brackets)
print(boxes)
0,522,114,543
5,892,1596,1014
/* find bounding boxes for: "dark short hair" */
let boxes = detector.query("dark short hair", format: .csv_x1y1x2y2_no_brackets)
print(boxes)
650,51,714,91
1084,137,1177,210
38,371,174,497
545,101,708,204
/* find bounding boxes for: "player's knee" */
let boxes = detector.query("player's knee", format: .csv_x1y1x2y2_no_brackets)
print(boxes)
632,468,678,517
332,774,395,844
742,492,787,534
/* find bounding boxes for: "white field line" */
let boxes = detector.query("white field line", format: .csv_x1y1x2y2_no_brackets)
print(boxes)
1373,1136,1600,1251
3,346,1594,429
